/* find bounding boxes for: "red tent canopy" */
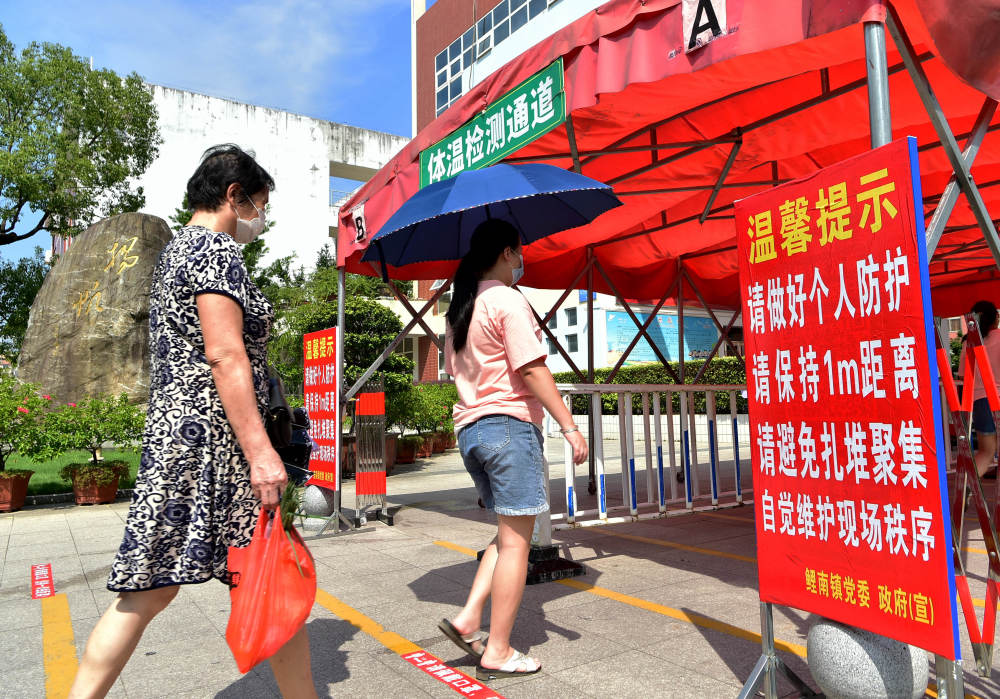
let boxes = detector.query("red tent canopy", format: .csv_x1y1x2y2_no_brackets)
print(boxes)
338,0,1000,317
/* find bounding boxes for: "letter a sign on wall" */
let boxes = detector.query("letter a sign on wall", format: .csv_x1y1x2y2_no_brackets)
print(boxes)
683,0,726,52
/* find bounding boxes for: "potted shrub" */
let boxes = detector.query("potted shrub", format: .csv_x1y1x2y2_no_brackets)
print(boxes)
50,393,144,505
427,384,458,452
441,418,457,450
396,434,423,464
0,375,59,512
60,460,130,505
416,433,435,458
340,435,357,477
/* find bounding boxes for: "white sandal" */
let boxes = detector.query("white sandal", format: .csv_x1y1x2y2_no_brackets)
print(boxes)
476,650,541,680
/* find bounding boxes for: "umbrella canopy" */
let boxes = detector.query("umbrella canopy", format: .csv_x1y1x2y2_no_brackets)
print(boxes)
361,163,621,268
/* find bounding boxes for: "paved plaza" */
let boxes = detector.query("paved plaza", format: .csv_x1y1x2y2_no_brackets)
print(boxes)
1,443,998,698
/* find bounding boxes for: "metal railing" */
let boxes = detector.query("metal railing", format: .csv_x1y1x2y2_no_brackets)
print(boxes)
549,383,751,528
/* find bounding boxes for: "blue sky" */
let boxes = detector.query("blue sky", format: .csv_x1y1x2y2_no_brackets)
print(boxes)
0,0,413,262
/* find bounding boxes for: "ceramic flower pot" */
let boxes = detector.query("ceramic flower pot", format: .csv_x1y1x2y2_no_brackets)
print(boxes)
416,435,434,458
0,471,33,512
396,440,417,465
384,435,398,472
431,432,446,453
72,474,121,505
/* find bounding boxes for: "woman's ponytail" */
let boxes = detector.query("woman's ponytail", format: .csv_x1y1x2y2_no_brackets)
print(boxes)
446,219,520,352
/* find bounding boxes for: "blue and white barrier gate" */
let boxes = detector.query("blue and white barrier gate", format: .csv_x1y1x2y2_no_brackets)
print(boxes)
548,384,750,529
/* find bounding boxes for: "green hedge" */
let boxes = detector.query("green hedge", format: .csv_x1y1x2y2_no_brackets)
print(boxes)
551,357,747,415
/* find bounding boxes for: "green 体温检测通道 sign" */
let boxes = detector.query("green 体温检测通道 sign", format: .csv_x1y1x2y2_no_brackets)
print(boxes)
419,58,566,188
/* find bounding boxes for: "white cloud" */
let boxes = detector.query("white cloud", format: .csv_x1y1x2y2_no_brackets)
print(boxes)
8,0,408,121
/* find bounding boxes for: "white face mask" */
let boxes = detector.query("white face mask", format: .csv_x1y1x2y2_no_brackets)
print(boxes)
511,251,524,286
233,196,266,244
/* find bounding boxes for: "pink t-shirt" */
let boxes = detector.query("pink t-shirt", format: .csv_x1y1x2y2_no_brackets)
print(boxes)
959,329,1000,400
446,280,547,428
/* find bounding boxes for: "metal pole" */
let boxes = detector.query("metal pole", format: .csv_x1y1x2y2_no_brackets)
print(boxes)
934,654,966,699
587,249,597,495
864,21,893,149
761,602,779,699
335,265,347,523
925,98,998,255
563,392,577,524
592,391,607,520
642,392,654,505
885,5,1000,267
652,391,666,512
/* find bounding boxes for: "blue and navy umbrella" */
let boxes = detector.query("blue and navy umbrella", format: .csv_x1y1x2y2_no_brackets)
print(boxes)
361,163,621,274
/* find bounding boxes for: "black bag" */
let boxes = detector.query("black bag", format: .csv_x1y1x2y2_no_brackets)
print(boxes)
266,368,293,449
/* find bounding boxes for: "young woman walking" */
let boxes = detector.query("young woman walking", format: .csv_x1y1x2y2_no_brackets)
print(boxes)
438,219,588,680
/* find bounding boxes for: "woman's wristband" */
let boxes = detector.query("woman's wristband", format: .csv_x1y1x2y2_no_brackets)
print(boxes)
560,426,579,434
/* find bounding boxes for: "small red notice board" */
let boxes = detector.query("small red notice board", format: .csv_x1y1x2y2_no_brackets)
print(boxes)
736,138,959,659
304,327,339,492
31,563,54,599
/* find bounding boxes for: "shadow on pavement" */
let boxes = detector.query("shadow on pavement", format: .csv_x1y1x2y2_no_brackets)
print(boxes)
215,618,356,697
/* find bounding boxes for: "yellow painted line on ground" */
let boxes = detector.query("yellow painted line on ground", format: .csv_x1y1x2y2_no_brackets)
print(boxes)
435,540,478,557
432,541,804,654
315,589,420,655
600,530,757,563
698,511,756,524
926,683,985,699
555,577,808,658
41,594,78,699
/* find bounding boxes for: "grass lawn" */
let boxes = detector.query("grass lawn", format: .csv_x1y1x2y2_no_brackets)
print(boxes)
5,450,141,496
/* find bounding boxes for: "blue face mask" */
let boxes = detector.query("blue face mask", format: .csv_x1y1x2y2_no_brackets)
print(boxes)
511,251,524,286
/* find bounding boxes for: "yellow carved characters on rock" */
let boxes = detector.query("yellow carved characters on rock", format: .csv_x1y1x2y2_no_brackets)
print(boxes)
71,236,139,319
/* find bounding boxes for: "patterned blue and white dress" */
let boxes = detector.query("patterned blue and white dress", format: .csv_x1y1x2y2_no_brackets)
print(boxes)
108,225,272,591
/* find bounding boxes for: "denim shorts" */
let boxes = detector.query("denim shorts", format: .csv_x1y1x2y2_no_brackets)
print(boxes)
457,414,549,517
973,397,997,434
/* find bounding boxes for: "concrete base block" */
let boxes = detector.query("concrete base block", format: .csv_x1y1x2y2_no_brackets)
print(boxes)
301,485,336,527
807,619,927,699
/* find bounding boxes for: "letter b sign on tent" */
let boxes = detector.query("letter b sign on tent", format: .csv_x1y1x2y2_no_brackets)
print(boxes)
683,0,726,52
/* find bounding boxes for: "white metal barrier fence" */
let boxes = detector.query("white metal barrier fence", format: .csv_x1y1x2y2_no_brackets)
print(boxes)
549,384,751,528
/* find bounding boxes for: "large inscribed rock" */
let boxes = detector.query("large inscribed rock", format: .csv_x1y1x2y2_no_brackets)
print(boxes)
18,213,173,403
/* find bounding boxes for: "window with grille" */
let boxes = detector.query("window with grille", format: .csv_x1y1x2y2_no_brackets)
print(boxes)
434,0,563,116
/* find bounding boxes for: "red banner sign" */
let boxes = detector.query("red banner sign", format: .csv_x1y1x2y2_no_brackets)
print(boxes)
304,327,339,491
401,650,503,698
736,138,959,659
31,563,54,599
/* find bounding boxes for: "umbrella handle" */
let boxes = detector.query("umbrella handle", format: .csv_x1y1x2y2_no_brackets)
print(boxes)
376,241,390,283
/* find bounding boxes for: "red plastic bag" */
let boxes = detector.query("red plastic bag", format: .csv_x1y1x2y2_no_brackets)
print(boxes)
226,506,317,673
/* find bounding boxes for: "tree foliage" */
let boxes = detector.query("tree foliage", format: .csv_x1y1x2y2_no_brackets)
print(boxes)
0,246,48,362
47,393,144,464
268,246,415,424
0,25,161,246
0,373,60,473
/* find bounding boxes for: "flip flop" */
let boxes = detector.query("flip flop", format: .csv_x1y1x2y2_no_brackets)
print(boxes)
438,618,489,658
476,650,541,680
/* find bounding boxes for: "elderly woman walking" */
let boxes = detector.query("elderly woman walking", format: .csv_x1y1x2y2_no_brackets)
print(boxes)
438,219,588,680
69,145,317,698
